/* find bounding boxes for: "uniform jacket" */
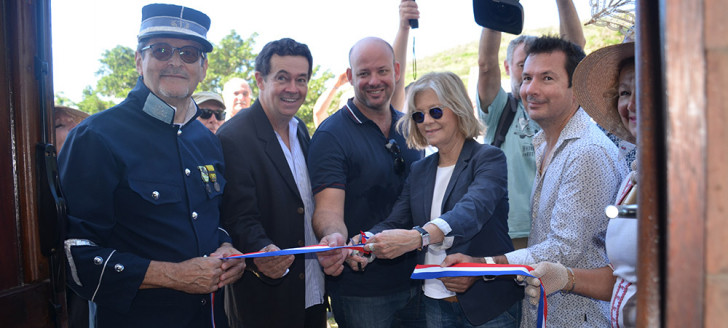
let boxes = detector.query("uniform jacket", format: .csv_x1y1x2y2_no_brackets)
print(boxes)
60,77,230,327
370,139,524,325
217,100,313,327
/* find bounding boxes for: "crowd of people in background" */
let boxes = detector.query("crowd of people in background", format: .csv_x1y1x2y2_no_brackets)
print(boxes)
56,1,642,327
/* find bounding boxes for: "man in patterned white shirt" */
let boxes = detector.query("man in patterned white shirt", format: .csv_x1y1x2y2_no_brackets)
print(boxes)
441,36,627,327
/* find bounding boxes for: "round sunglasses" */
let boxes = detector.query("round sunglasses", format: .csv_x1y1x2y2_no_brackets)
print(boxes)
411,107,443,123
141,43,204,64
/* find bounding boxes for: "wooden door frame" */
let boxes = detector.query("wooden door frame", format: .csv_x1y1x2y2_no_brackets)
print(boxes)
637,0,709,326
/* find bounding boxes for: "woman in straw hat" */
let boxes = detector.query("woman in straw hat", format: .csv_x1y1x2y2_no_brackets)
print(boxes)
520,39,638,328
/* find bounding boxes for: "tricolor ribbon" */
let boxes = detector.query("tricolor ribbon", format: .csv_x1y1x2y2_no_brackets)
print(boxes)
411,263,547,328
222,244,369,260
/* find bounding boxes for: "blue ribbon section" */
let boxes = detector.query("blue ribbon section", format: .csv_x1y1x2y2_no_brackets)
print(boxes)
222,244,368,260
410,263,547,328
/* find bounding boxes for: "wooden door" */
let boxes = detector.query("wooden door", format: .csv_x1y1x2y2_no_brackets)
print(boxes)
0,0,66,327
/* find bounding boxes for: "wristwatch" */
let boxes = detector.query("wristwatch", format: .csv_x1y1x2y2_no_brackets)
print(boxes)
413,225,430,250
483,257,496,281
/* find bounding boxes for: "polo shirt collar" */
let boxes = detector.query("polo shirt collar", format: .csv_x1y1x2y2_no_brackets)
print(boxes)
343,98,402,125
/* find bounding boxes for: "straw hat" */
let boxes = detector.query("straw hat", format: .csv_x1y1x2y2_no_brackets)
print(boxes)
573,41,636,144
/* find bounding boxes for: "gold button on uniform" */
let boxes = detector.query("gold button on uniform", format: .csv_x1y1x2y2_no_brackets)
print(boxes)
297,207,304,214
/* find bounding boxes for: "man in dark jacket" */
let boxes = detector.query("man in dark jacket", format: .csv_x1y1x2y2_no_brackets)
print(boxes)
217,38,326,328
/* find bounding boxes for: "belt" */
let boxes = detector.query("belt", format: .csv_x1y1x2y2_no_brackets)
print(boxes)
442,295,458,303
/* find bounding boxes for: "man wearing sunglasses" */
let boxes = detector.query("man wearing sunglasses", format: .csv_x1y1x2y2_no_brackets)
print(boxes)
59,4,245,327
193,91,227,134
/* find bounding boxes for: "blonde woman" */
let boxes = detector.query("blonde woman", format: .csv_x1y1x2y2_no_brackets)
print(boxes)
362,72,522,327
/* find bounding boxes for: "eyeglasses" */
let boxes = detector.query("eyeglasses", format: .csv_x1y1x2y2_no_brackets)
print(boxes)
411,107,444,124
140,43,204,64
199,108,226,121
385,139,405,176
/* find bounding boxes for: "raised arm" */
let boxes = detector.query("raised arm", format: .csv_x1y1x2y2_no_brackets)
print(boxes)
313,72,348,127
476,28,503,112
556,0,586,48
391,0,419,110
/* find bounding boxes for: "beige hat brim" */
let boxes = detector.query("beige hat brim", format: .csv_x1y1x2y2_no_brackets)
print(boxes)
573,42,636,144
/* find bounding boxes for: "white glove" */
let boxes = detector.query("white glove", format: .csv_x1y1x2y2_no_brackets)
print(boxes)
522,262,570,305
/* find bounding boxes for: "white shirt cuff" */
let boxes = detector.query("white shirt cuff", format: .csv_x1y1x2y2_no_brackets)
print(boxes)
505,248,535,265
427,218,451,235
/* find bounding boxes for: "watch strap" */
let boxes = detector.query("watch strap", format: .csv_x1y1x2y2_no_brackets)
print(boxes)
413,225,430,250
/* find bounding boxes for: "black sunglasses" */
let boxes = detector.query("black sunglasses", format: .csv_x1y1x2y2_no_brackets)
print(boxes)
385,139,405,176
140,43,204,64
199,108,226,121
411,107,444,123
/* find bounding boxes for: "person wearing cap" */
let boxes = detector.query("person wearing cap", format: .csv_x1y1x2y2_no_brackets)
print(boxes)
474,0,585,252
441,36,627,327
521,39,639,328
59,4,245,327
223,77,253,118
193,91,227,134
217,38,327,328
54,105,89,152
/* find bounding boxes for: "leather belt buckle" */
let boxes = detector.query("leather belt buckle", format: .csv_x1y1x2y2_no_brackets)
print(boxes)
442,295,458,303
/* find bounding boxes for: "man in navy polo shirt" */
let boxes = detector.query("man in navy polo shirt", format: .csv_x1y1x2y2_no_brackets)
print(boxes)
59,4,244,327
309,37,424,328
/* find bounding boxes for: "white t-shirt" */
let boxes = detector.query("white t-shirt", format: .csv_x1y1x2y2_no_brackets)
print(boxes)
423,164,456,299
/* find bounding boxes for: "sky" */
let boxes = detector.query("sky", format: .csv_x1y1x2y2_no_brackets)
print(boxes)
51,0,593,103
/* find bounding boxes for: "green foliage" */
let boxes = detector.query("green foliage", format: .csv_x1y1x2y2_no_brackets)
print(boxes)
95,45,138,99
77,86,115,114
54,92,74,107
56,24,623,126
400,23,624,90
199,31,258,95
300,66,334,134
56,29,335,134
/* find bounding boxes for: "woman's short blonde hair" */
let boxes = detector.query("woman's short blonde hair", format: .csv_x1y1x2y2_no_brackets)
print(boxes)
397,72,483,150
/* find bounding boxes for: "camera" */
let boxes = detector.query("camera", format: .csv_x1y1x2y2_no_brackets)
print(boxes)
473,0,524,35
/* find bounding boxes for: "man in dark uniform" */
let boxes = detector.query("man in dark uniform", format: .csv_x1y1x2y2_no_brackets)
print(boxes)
217,38,327,328
59,4,245,327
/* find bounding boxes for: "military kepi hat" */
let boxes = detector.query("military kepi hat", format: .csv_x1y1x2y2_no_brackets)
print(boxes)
138,3,213,52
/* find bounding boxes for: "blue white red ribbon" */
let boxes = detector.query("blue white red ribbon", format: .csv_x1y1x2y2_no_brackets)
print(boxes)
411,263,547,328
222,244,369,259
